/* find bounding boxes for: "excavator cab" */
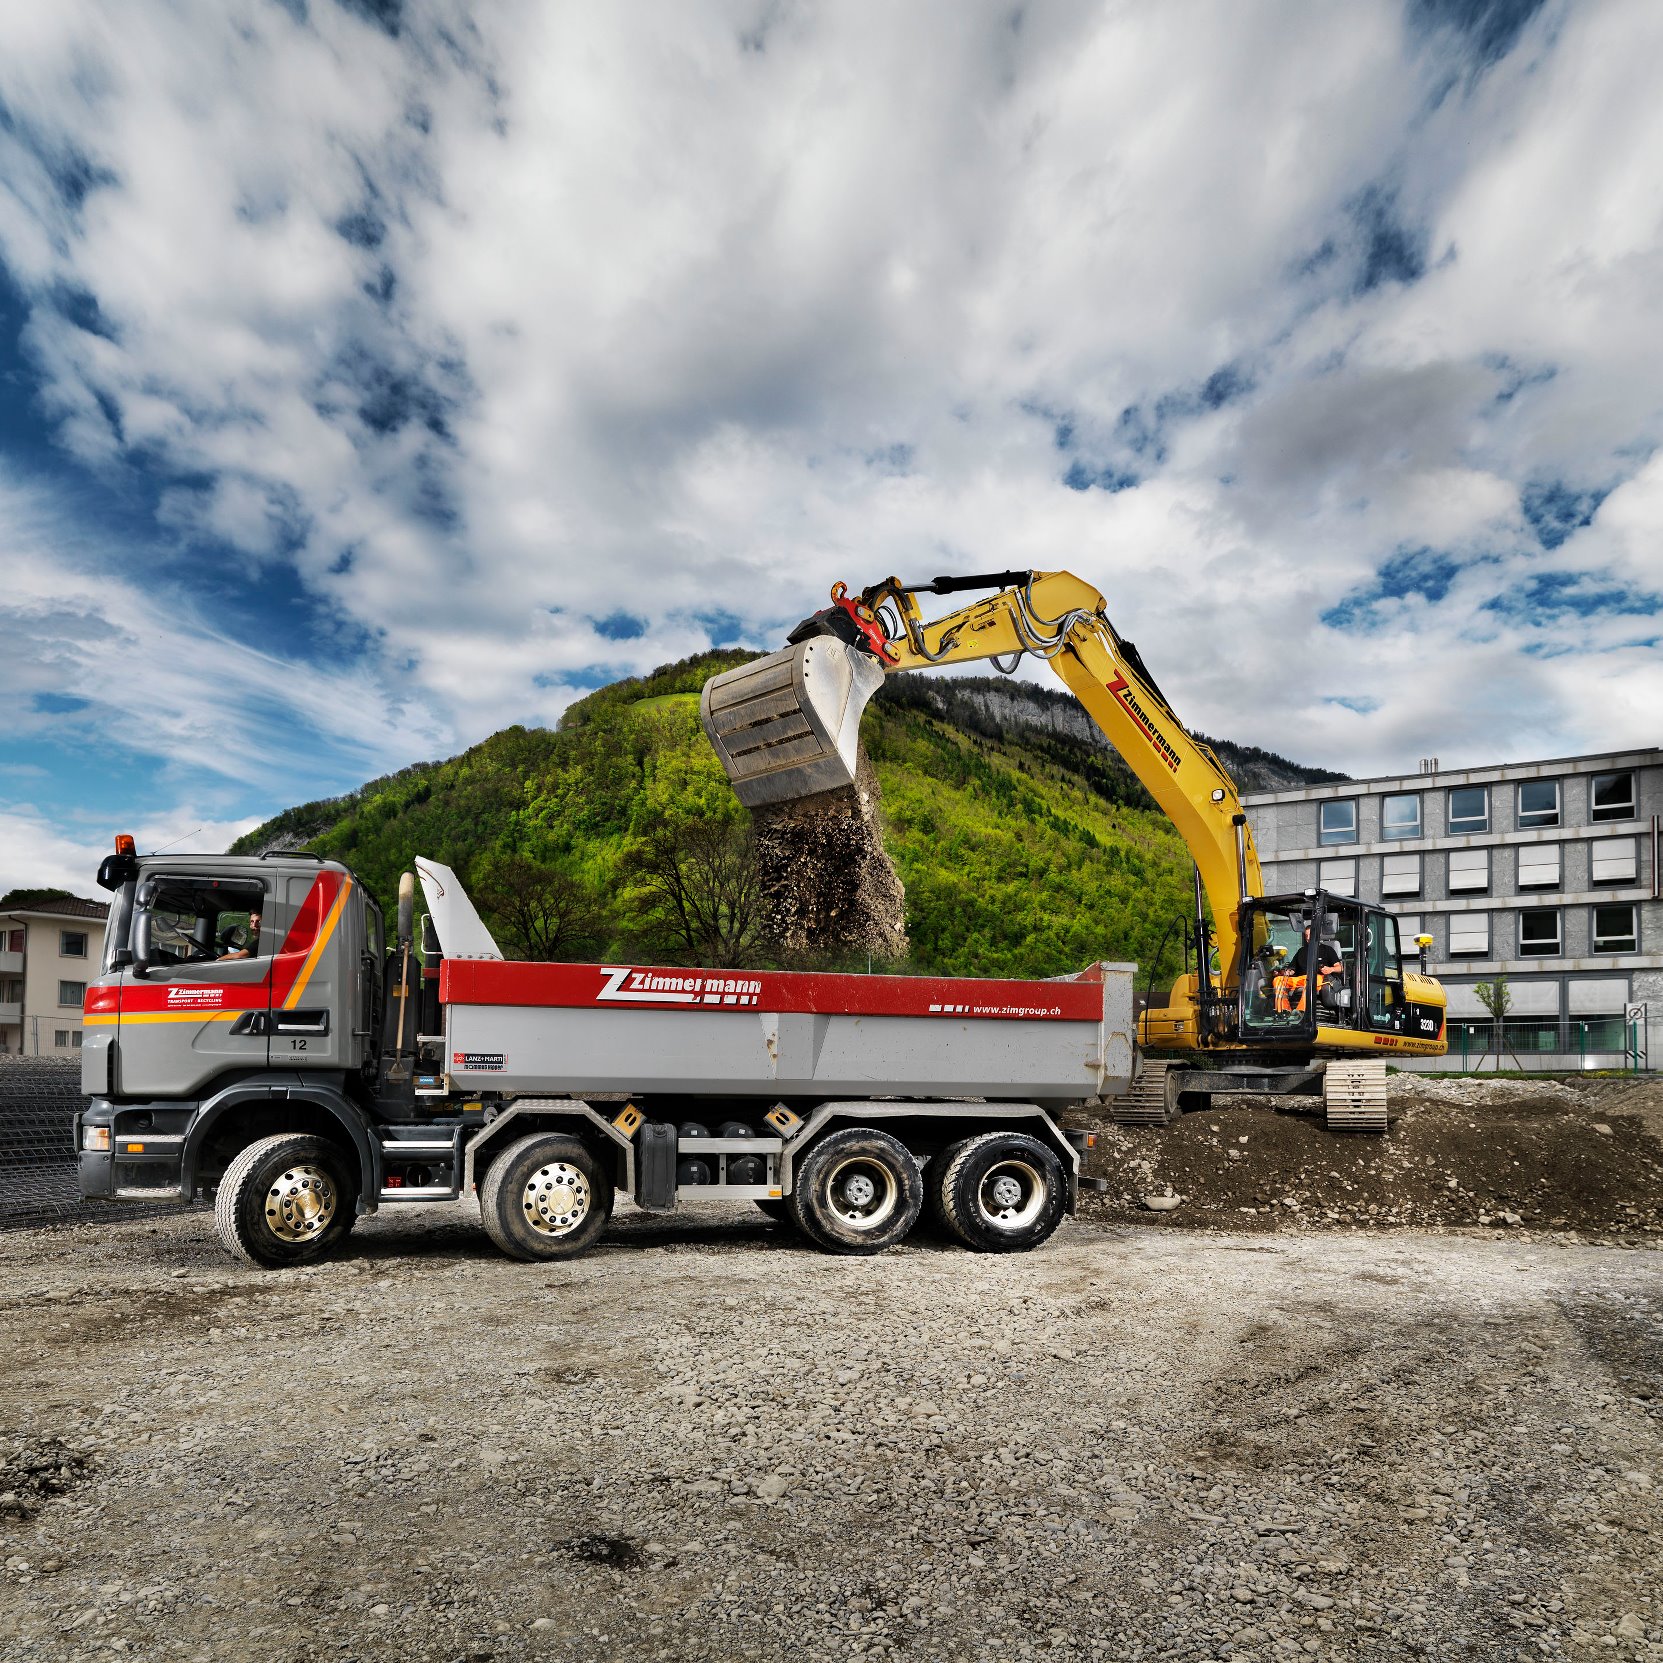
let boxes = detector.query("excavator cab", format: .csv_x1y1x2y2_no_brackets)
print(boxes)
1237,891,1409,1043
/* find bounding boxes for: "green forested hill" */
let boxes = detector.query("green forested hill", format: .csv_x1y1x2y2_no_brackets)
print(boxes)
231,653,1335,983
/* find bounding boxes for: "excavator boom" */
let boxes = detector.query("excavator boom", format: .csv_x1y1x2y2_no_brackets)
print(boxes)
701,570,1261,978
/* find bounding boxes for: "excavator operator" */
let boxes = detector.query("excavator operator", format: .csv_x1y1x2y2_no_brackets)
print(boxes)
1274,919,1343,1015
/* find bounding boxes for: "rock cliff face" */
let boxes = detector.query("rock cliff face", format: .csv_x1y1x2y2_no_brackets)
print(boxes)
874,675,1346,798
750,751,908,961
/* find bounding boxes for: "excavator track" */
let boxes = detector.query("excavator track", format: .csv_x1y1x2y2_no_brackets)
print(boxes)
1323,1059,1389,1134
1109,1057,1179,1126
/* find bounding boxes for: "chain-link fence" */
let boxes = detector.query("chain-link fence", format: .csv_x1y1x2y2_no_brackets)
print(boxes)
0,1055,191,1231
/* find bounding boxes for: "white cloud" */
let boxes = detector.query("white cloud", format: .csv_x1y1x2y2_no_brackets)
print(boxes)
0,0,1656,859
0,806,260,899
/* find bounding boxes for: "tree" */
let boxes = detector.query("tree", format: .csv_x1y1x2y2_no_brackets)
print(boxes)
0,887,74,909
471,857,611,962
626,819,761,967
1473,974,1518,1072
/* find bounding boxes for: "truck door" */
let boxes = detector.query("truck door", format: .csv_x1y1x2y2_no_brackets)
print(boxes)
119,872,271,1098
267,868,358,1074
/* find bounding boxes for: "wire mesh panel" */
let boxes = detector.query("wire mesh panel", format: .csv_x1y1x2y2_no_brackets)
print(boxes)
0,1055,191,1230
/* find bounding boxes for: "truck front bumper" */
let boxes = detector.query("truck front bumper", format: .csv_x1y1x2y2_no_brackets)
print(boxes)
76,1099,192,1202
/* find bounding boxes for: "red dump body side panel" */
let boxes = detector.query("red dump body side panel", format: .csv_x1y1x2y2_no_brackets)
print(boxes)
440,960,1106,1023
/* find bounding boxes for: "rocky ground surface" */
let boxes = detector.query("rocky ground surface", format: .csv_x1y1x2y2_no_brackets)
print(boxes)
2,1077,1662,1663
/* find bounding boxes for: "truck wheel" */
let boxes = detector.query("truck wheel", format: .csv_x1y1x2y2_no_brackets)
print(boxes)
788,1127,922,1255
480,1133,613,1261
214,1133,358,1269
940,1132,1066,1254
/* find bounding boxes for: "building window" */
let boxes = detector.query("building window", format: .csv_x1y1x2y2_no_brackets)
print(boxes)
1449,914,1490,955
1517,780,1560,829
5,929,21,953
1593,904,1638,953
1397,914,1424,956
1318,800,1357,846
1318,858,1357,896
54,1029,71,1048
1380,793,1421,840
1518,909,1561,957
1382,853,1421,896
1448,848,1489,893
1447,786,1488,835
1591,836,1638,884
1516,844,1560,889
1590,771,1636,823
58,980,86,1007
59,930,87,958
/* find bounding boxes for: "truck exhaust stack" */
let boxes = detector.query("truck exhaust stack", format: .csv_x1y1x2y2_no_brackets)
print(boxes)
699,637,884,809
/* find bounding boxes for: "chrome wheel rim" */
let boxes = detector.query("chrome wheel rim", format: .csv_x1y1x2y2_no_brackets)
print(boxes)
825,1156,899,1231
265,1163,337,1242
523,1161,591,1236
976,1159,1045,1231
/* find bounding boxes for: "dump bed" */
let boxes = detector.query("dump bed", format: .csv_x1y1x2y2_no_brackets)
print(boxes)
439,959,1135,1108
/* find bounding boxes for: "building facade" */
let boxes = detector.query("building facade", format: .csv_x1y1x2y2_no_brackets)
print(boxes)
1242,749,1661,1070
0,897,110,1056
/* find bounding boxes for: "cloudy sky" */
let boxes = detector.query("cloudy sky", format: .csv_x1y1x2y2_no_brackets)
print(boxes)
1,0,1659,894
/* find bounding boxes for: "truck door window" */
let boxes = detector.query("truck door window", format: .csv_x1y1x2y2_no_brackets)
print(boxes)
135,878,265,968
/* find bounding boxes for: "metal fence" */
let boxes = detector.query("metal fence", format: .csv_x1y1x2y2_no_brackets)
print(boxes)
0,1055,189,1230
1446,1016,1649,1072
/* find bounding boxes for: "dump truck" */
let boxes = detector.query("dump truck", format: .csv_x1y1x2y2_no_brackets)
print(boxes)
702,570,1449,1131
76,840,1133,1267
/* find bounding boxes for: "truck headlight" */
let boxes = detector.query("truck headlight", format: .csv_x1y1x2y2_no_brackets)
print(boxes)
82,1126,111,1152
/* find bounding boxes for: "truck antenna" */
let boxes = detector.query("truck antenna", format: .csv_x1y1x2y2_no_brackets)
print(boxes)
149,827,202,855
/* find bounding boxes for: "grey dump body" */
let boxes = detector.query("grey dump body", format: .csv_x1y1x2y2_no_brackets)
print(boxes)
446,986,1133,1106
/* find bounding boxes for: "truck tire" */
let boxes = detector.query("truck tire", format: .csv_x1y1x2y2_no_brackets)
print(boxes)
939,1132,1066,1254
214,1133,359,1269
480,1133,613,1262
787,1127,922,1255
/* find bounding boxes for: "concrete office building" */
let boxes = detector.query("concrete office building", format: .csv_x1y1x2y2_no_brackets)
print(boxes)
0,896,110,1056
1242,749,1661,1070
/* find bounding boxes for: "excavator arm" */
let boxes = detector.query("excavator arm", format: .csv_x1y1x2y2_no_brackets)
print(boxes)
701,570,1262,987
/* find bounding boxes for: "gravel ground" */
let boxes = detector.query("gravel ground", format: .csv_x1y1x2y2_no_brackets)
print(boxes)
2,1190,1661,1662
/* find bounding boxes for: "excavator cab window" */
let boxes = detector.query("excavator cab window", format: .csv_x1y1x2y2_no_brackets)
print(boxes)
1365,911,1405,1031
1239,902,1318,1037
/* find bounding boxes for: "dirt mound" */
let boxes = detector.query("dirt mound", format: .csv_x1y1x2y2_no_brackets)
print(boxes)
1078,1074,1663,1239
751,750,907,959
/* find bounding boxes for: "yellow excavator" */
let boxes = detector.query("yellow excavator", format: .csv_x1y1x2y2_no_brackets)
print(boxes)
701,570,1448,1133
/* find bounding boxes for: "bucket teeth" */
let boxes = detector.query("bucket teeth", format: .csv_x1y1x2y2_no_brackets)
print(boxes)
701,638,885,809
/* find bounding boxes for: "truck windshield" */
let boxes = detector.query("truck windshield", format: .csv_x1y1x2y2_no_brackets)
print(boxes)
134,877,266,968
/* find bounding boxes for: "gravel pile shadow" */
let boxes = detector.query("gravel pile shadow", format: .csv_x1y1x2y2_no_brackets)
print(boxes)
751,750,908,959
1078,1075,1663,1239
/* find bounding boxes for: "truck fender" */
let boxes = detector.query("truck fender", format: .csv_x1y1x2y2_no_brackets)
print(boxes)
181,1078,381,1205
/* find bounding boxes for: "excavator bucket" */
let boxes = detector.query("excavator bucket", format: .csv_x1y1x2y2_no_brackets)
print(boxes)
700,637,886,808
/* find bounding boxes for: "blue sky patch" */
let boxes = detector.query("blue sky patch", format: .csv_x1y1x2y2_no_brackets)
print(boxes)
1484,570,1661,621
1322,547,1463,629
1520,479,1609,550
592,611,647,641
1324,694,1381,714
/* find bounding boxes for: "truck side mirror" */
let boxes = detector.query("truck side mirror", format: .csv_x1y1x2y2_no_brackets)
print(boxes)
112,949,134,969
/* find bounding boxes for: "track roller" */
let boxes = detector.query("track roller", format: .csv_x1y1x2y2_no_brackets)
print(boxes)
1109,1057,1180,1126
1322,1059,1389,1134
